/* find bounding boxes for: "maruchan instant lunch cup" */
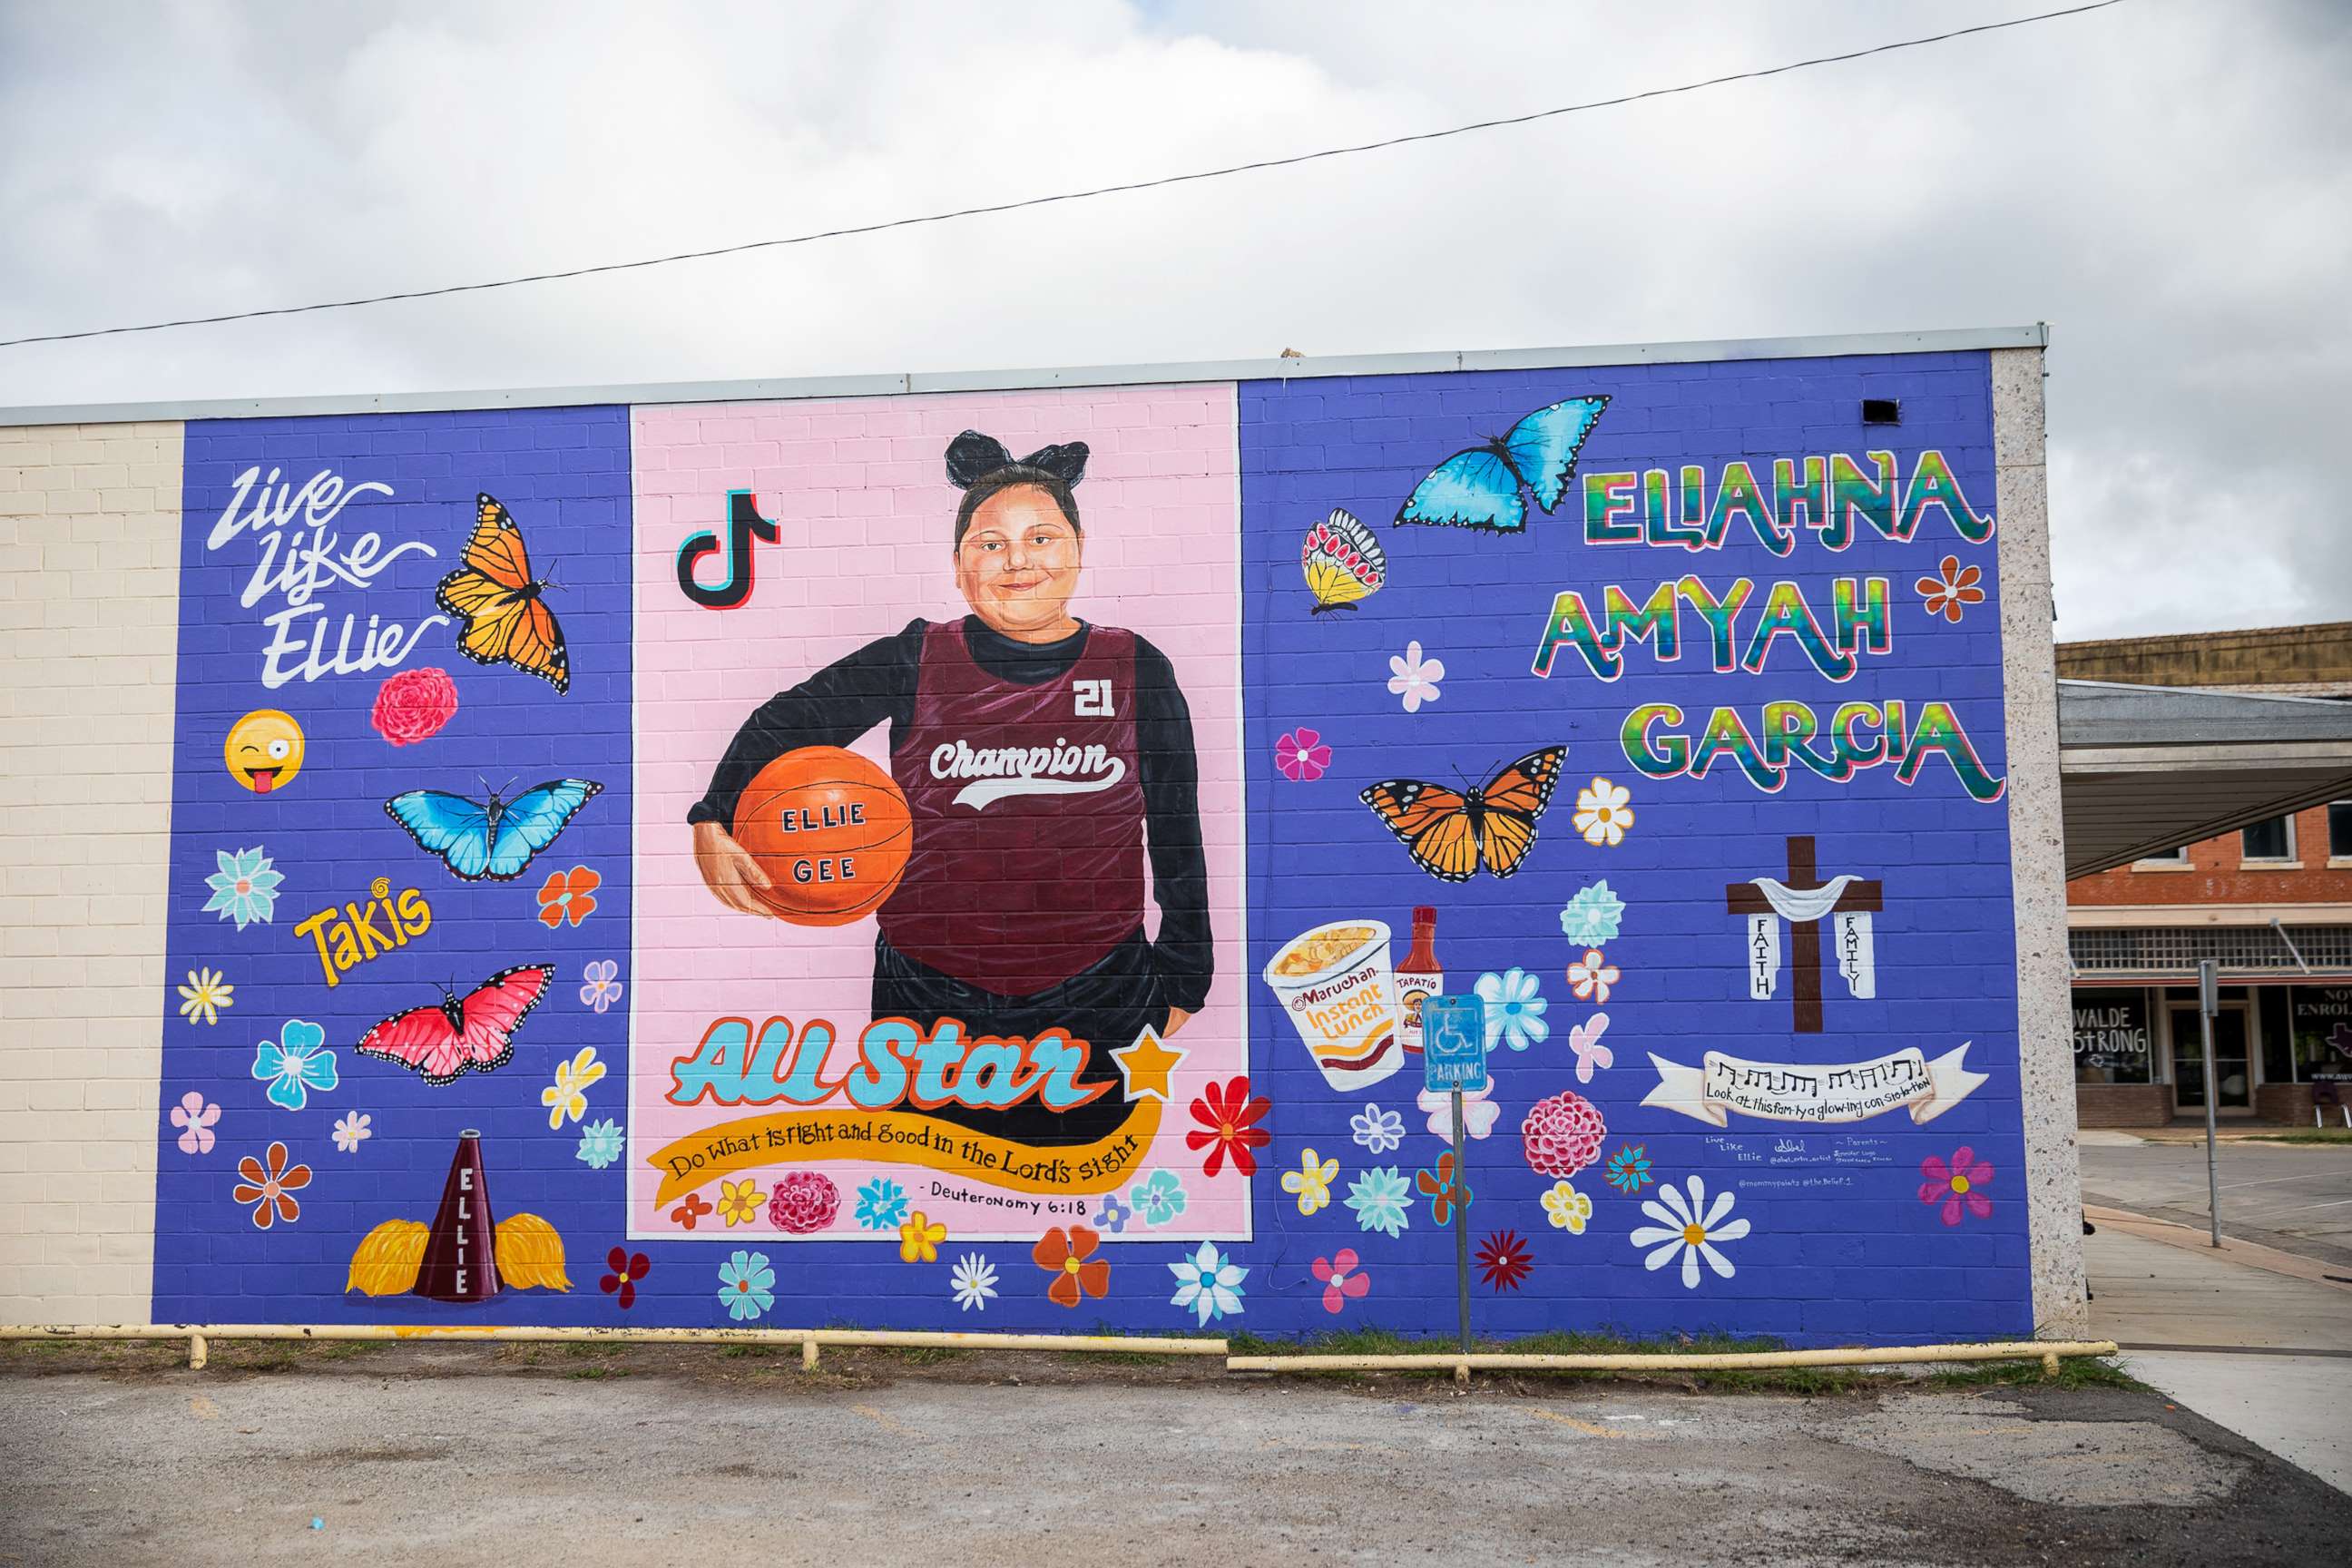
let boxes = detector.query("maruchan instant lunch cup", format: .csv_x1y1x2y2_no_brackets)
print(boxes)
1262,919,1403,1090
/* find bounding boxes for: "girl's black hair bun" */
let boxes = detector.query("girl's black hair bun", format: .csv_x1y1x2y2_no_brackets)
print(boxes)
1018,442,1089,485
945,430,1015,489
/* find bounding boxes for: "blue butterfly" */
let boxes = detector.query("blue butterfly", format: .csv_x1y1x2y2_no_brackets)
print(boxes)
385,779,603,881
1394,396,1611,533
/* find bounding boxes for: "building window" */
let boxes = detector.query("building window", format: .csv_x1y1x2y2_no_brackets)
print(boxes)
2132,846,2190,867
2073,988,2154,1084
2241,816,2295,863
2330,801,2352,861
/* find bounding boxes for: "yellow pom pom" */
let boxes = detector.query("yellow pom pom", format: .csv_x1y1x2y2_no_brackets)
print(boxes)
495,1213,572,1291
346,1220,427,1296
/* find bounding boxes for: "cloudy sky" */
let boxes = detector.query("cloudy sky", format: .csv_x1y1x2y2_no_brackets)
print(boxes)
1,0,2343,639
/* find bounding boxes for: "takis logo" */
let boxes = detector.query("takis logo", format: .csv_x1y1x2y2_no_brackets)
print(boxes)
294,876,433,987
676,490,779,610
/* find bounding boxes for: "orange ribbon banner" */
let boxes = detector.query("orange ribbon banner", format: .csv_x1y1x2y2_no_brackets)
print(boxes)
647,1099,1162,1209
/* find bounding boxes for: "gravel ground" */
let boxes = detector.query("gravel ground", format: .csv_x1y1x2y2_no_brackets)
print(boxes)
0,1342,2341,1566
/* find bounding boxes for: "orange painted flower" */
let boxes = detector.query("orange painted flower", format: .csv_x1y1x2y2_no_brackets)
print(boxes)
1416,1150,1472,1226
537,866,601,928
670,1191,714,1230
1186,1075,1272,1179
232,1141,311,1230
1916,555,1985,623
1032,1223,1111,1308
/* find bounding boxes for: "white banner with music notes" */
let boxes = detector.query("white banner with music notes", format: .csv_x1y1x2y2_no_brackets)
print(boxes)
1642,1043,1985,1127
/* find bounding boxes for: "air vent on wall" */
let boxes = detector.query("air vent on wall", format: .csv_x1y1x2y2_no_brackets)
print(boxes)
1861,398,1901,425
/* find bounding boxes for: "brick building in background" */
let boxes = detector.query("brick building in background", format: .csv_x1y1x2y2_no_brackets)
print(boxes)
2063,622,2352,1126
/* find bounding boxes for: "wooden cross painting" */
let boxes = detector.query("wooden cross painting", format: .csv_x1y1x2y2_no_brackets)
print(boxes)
1724,836,1883,1033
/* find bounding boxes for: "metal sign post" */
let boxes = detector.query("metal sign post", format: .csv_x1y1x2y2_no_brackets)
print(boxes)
1422,995,1488,1358
2198,958,2221,1248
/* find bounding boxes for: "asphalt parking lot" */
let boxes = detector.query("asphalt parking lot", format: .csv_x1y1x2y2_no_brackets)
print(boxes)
2,1346,2345,1566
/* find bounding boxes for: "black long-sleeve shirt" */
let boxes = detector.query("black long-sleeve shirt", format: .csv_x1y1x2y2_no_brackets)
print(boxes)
690,616,1212,1013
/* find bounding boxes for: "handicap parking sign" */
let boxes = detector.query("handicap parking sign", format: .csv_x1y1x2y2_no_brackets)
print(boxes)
1421,995,1489,1094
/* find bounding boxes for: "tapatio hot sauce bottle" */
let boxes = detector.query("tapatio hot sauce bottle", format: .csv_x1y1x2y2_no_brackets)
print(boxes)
1396,906,1442,1055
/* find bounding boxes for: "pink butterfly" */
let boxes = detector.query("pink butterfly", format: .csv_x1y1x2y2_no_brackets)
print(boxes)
1569,1012,1612,1083
356,965,553,1084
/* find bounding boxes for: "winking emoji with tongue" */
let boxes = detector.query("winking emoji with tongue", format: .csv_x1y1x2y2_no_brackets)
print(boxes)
225,709,305,793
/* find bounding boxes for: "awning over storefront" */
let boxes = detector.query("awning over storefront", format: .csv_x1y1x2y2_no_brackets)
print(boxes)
2057,680,2352,879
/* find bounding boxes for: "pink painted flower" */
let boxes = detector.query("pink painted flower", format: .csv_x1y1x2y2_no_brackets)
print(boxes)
1274,728,1333,782
1312,1249,1371,1315
170,1091,219,1155
369,666,459,747
1920,1146,1994,1226
768,1170,839,1234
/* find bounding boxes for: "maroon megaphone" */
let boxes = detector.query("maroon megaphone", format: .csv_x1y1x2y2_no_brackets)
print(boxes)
414,1129,499,1303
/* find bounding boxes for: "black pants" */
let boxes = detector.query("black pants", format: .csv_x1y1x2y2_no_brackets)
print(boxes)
871,928,1163,1149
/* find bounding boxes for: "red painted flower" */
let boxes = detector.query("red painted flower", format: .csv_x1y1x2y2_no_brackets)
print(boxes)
1919,1146,1994,1226
370,666,459,747
768,1171,840,1234
600,1247,651,1308
1187,1075,1272,1178
1416,1150,1472,1225
670,1191,714,1230
231,1141,310,1230
537,866,601,928
1033,1223,1111,1308
1475,1230,1534,1292
1916,555,1986,623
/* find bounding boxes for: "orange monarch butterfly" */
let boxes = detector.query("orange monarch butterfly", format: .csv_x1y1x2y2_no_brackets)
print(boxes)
1359,746,1566,882
435,494,570,693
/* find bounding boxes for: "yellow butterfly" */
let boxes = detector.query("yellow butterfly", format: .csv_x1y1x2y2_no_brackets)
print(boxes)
1301,508,1386,614
435,494,570,693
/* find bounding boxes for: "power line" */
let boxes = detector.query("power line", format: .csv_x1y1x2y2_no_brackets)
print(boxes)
0,0,2126,351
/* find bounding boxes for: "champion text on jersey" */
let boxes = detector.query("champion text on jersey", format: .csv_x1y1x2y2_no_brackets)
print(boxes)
929,737,1128,809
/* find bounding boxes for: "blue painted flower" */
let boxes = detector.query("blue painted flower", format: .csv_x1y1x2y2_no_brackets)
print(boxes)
855,1178,909,1230
1095,1194,1132,1234
250,1021,336,1111
1130,1168,1188,1227
1169,1241,1247,1327
1559,880,1626,946
1474,967,1549,1052
718,1250,775,1321
1345,1166,1411,1237
575,1119,624,1170
1604,1143,1654,1195
202,847,282,930
1350,1103,1405,1154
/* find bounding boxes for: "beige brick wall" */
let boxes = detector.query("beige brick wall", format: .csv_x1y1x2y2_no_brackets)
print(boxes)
0,419,181,1324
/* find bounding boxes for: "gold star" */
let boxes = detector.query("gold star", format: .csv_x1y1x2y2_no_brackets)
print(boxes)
1110,1027,1186,1103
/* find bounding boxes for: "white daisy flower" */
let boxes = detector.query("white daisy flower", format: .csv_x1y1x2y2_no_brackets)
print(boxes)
949,1252,998,1312
1629,1175,1751,1289
1473,967,1549,1051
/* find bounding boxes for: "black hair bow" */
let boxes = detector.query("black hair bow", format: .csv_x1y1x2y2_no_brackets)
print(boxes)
945,429,1090,489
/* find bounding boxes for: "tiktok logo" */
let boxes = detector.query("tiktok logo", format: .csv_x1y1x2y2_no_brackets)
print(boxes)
675,490,780,610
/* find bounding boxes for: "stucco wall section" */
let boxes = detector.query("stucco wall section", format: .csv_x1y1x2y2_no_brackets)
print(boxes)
0,420,181,1324
1990,348,2088,1337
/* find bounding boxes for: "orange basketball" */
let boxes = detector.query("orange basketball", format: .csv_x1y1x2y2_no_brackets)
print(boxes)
731,747,913,926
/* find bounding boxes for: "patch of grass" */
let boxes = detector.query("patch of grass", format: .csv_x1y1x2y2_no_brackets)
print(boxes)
565,1365,627,1380
877,1346,965,1366
1925,1357,2146,1393
717,1345,773,1360
2243,1127,2352,1145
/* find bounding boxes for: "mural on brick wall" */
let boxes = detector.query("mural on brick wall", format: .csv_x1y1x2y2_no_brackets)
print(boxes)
152,351,2028,1343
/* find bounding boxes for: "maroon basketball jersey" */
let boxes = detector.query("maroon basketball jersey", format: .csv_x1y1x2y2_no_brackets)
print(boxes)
881,621,1146,995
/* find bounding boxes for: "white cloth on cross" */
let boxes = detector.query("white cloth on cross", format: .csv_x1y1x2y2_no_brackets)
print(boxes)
1744,876,1876,1002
